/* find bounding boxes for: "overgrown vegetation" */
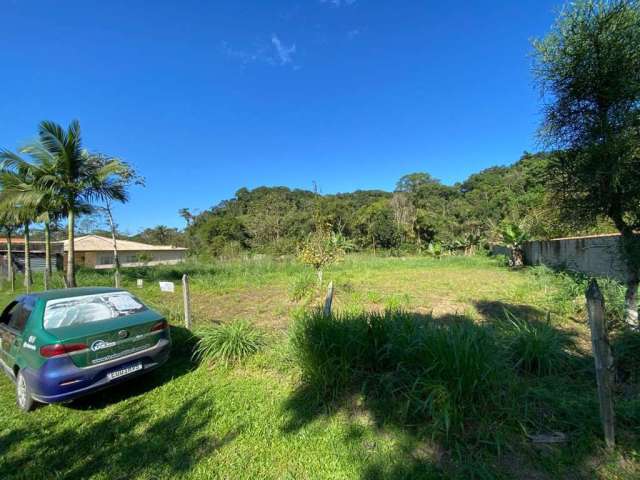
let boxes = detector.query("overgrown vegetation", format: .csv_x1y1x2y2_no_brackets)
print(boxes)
0,255,639,478
290,309,505,437
181,153,618,259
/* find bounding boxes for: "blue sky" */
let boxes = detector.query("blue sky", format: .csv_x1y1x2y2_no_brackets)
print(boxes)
1,0,562,233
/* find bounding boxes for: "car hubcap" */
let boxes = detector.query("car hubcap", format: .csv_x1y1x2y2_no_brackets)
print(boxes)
17,376,27,407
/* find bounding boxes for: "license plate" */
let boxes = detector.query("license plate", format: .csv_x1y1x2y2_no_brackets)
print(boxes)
107,362,143,380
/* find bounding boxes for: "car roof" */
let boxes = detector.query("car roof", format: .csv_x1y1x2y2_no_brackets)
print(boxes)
21,287,128,303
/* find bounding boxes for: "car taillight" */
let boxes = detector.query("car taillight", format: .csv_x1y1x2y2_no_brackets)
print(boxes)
40,343,88,358
150,320,168,332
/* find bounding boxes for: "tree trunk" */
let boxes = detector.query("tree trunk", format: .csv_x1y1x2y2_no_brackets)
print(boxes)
66,210,76,288
44,222,51,291
7,231,14,292
24,223,31,293
618,226,639,327
105,202,121,288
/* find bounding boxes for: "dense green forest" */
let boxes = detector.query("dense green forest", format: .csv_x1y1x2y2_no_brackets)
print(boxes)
25,151,613,256
176,152,613,257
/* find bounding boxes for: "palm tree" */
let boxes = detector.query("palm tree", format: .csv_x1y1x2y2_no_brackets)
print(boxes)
0,209,18,291
0,156,65,290
0,163,39,292
5,121,128,287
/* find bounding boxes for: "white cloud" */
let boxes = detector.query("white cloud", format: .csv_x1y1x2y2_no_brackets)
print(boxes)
220,35,297,68
220,41,274,66
271,35,296,65
320,0,357,6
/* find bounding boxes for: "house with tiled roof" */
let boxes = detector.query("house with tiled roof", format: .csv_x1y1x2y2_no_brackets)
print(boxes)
63,235,187,269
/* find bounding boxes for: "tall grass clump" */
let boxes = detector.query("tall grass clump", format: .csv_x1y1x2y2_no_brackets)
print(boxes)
290,309,507,436
193,320,265,366
612,328,640,384
500,309,571,376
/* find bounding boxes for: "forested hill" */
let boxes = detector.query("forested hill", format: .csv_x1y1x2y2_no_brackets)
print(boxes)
181,152,613,256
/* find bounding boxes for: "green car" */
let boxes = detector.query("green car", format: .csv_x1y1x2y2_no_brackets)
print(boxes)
0,287,171,411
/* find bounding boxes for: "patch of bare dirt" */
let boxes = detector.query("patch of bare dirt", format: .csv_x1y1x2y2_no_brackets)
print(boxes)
190,286,292,331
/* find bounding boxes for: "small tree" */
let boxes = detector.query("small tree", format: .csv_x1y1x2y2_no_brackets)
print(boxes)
534,0,640,324
91,154,143,287
297,229,344,285
136,252,153,266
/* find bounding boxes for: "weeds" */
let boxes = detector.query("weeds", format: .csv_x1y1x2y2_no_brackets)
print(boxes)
290,309,507,436
193,320,266,366
501,309,570,376
288,271,317,302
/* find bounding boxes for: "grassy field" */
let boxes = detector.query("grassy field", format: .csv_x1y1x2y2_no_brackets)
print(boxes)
0,254,639,479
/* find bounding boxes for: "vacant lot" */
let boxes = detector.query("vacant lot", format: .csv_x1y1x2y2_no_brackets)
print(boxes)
0,255,638,479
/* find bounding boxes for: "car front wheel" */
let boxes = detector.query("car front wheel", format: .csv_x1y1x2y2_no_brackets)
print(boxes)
16,371,35,412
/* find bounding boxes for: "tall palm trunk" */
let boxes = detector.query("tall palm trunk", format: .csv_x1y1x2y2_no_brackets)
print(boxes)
66,210,76,288
6,230,14,292
44,222,51,290
24,222,31,293
105,201,121,288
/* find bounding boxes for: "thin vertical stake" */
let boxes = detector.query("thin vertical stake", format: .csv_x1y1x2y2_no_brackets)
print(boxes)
586,279,615,450
323,281,334,317
182,273,191,329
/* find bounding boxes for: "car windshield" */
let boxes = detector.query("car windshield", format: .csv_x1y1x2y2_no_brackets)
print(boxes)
44,292,147,329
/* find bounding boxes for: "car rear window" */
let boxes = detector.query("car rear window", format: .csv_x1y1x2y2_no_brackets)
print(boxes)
44,292,148,329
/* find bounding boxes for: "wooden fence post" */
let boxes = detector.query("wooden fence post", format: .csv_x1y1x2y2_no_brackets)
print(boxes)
323,281,334,317
586,279,615,450
182,273,192,329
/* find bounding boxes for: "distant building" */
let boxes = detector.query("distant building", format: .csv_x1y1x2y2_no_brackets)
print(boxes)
63,235,188,269
0,237,64,275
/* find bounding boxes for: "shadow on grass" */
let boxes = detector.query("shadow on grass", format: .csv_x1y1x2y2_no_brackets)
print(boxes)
0,325,227,480
281,304,640,478
68,325,199,410
1,394,239,480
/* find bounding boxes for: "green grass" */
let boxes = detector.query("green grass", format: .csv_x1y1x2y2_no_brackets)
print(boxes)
0,254,639,479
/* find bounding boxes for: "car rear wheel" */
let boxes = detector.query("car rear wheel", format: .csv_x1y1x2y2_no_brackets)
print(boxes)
16,371,35,412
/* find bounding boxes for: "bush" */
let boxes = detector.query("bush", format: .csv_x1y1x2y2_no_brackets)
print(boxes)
612,328,640,384
288,271,317,302
501,309,570,376
290,309,506,435
193,320,265,366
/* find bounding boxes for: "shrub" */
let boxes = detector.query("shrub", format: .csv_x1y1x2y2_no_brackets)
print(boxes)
612,328,640,384
289,309,506,435
193,320,265,366
501,309,569,376
288,271,317,302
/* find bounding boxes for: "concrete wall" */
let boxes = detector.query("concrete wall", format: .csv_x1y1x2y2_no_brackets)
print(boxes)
492,234,632,283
